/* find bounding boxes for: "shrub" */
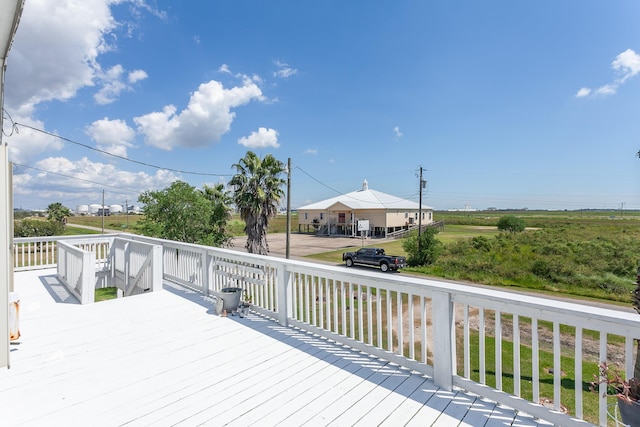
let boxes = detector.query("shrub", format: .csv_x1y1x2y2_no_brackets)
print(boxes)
497,215,526,233
471,236,492,252
14,219,63,237
402,227,443,266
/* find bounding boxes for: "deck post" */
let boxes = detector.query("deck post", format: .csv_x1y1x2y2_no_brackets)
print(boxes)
432,289,454,391
276,264,291,327
201,250,209,297
151,245,163,292
80,250,96,304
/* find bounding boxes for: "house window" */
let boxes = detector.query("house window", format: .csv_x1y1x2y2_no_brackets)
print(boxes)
320,213,324,220
304,213,308,220
338,213,346,223
404,212,408,218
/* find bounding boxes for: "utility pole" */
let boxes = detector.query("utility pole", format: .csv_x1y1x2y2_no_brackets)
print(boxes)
101,189,105,234
286,158,292,259
418,166,425,252
418,166,424,253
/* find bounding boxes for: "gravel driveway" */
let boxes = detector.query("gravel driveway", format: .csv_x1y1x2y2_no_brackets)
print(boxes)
229,233,368,259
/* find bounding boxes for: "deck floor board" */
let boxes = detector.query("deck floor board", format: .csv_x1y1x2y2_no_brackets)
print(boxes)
0,269,539,426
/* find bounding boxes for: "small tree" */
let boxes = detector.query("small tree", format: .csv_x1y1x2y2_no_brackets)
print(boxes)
201,183,233,247
497,215,526,233
46,202,71,229
137,181,232,246
402,227,442,266
230,151,285,255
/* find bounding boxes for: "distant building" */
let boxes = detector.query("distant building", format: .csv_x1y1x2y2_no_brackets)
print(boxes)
297,180,435,237
447,204,477,212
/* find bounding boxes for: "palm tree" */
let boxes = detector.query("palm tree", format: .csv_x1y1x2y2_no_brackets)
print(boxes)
230,151,285,254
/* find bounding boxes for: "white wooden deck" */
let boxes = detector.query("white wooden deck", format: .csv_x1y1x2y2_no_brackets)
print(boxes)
0,269,551,427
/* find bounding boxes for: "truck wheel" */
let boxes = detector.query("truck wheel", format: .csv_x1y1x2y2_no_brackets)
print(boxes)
380,262,389,272
345,258,353,267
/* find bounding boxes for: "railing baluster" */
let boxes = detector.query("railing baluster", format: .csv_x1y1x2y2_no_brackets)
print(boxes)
513,314,520,397
479,308,486,385
357,284,363,343
422,297,427,364
397,291,403,356
553,321,561,412
386,288,392,351
332,280,338,333
575,326,582,419
532,317,540,405
367,286,373,346
349,282,355,340
341,281,347,336
495,310,502,391
463,303,470,377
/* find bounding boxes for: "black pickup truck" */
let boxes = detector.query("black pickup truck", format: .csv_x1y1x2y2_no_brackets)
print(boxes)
342,248,406,272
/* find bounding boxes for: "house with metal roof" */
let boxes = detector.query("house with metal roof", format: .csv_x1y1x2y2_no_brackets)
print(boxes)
297,179,435,237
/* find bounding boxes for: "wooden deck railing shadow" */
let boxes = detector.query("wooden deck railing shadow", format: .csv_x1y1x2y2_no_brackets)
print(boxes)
38,274,80,304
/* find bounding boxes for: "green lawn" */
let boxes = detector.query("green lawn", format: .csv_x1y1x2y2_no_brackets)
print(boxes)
95,287,117,302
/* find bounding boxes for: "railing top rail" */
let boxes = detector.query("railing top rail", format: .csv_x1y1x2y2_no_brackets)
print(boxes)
57,240,93,254
15,235,114,244
113,236,160,249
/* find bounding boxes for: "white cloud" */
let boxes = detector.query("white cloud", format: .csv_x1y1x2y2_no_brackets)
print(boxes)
393,126,403,139
274,60,298,78
238,127,280,148
219,64,231,74
2,0,154,167
4,0,141,113
86,118,136,157
612,48,640,82
94,64,148,105
577,48,640,98
134,79,264,150
575,87,591,98
13,156,178,208
304,148,318,155
128,69,148,83
595,84,617,96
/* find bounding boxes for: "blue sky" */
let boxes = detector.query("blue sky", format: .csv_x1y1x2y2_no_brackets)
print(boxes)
3,0,640,212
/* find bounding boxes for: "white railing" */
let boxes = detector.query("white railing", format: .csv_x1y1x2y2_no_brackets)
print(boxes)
14,235,112,271
14,233,640,426
110,237,162,296
57,240,95,304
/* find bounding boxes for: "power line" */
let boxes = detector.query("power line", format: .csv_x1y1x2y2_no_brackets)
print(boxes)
293,165,345,195
13,122,233,177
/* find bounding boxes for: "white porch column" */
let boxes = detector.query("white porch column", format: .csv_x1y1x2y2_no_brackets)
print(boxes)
0,144,10,368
